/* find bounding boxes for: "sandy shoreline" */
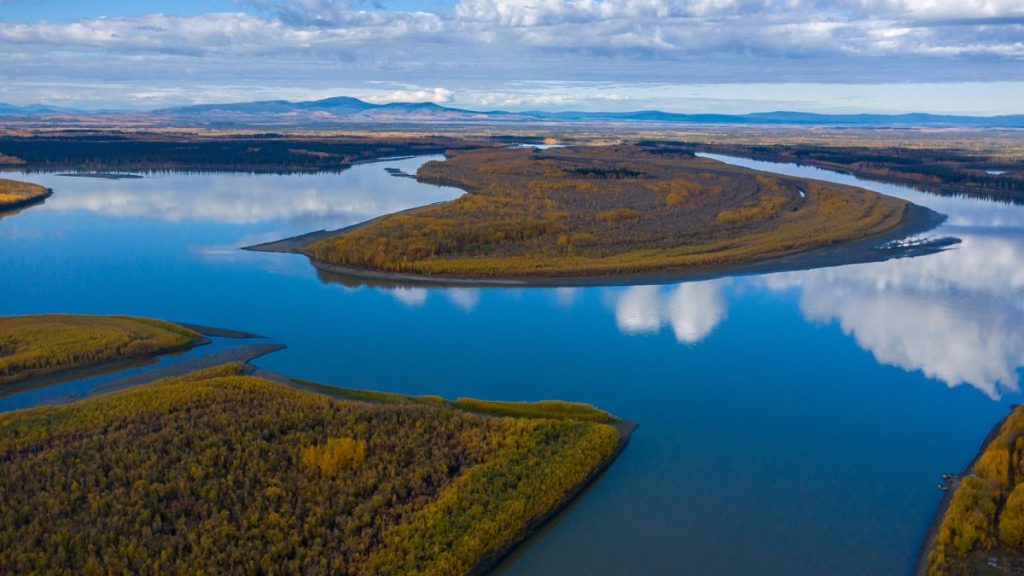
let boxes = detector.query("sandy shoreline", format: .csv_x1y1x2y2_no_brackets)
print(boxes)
247,201,951,288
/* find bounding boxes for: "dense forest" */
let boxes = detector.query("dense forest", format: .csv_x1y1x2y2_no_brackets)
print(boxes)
0,363,623,575
925,406,1024,575
0,177,50,213
0,315,201,388
0,132,484,173
686,141,1024,204
305,144,909,278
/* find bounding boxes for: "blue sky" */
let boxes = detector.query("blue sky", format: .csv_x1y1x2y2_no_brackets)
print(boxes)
1,0,1022,114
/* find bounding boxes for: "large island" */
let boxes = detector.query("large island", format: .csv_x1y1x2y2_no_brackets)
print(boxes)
0,314,632,575
251,144,942,285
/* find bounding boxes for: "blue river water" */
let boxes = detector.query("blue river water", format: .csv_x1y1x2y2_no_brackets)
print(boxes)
2,153,1022,575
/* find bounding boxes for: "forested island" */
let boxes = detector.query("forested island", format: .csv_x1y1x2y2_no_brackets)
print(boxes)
0,315,632,575
256,144,933,283
0,178,51,214
0,315,202,389
922,405,1024,575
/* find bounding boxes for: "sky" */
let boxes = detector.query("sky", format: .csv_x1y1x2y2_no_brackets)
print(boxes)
0,0,1022,114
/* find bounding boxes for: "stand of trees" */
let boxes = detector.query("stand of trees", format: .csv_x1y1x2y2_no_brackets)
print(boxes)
927,406,1024,575
0,315,201,388
0,363,622,575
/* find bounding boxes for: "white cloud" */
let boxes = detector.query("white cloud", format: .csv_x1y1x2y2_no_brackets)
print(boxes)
364,87,455,104
0,0,1021,109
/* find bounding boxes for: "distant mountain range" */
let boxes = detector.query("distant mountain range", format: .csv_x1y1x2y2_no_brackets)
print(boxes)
0,102,83,115
3,96,1023,128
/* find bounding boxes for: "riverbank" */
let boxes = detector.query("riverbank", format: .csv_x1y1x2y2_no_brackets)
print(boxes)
916,403,1024,575
468,419,636,576
914,408,1011,576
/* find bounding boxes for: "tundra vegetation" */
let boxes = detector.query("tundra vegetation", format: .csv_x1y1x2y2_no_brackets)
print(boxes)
926,405,1024,575
0,315,201,388
305,145,909,278
0,363,623,575
0,178,50,213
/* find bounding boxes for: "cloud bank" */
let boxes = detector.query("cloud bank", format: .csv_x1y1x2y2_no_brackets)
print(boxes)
0,0,1020,110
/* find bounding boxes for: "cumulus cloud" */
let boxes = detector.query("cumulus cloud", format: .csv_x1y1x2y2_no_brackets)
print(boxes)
0,1,1019,62
364,87,455,103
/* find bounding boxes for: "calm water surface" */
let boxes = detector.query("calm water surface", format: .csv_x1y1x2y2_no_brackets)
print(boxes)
2,154,1022,575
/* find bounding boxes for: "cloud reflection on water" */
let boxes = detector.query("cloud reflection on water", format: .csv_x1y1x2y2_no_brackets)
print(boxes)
24,158,461,239
762,232,1024,399
611,280,728,345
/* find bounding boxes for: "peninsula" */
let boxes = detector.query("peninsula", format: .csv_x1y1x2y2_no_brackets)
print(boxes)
0,314,202,389
0,178,51,214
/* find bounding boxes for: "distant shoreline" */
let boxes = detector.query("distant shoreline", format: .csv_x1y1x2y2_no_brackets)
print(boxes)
248,201,951,288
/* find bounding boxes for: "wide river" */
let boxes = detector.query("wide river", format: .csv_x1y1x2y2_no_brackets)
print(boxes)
2,154,1021,575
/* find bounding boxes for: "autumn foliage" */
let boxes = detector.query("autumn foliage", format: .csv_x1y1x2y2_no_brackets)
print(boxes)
0,364,621,575
926,406,1024,575
305,145,908,278
0,314,201,388
0,178,49,212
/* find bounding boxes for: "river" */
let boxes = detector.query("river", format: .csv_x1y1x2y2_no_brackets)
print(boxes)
2,152,1021,575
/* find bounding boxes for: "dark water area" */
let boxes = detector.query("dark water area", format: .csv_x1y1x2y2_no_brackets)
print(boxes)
2,153,1022,575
